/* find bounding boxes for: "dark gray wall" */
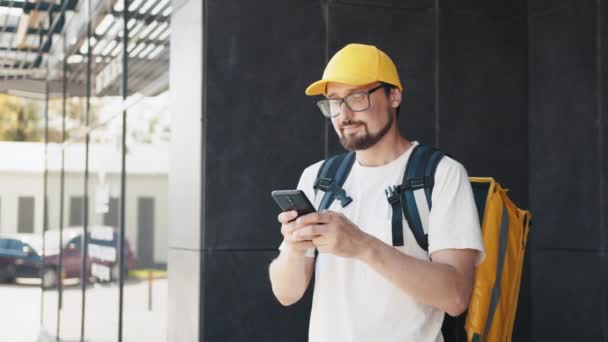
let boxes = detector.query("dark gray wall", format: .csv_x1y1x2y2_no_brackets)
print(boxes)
198,0,530,341
202,1,324,341
529,0,608,340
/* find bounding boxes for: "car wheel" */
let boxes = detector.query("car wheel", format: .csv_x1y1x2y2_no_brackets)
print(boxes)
42,268,57,288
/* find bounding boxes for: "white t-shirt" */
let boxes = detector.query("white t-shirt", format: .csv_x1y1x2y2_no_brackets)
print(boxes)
279,142,485,342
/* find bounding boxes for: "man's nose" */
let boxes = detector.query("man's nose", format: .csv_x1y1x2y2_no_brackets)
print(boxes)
339,101,355,119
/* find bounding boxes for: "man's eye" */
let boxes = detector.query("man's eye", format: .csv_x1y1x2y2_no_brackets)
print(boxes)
349,93,366,102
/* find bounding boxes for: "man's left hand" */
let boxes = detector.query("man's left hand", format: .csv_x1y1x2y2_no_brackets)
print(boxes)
293,211,369,258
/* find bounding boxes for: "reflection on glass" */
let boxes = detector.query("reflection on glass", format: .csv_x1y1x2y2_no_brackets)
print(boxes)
58,140,85,341
42,142,62,337
85,115,122,341
122,3,171,339
123,92,169,341
0,94,44,340
39,0,171,339
84,0,125,338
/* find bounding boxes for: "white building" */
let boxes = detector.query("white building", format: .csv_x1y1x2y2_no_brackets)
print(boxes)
0,141,168,267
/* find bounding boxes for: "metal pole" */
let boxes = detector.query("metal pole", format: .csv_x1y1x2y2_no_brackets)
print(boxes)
40,55,50,327
56,33,67,341
80,0,93,339
148,271,153,311
118,1,129,341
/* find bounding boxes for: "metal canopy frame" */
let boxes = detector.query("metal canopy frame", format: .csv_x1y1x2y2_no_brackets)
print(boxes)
0,0,171,96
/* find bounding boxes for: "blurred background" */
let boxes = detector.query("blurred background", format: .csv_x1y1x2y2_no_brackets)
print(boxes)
0,0,168,341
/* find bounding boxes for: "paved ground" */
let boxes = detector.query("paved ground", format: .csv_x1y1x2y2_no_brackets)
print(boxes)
0,281,40,342
0,278,167,342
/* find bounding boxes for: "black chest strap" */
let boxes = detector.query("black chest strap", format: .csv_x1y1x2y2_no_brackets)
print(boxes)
385,144,445,249
313,152,356,211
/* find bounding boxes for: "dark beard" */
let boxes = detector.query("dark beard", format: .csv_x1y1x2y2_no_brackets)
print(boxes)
339,112,394,151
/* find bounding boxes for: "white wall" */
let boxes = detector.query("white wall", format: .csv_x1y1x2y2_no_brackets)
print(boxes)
0,172,45,234
168,0,203,340
0,170,168,265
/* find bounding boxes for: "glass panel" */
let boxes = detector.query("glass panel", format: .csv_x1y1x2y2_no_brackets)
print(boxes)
41,133,63,338
58,133,86,342
84,0,124,339
47,97,65,144
85,113,122,342
40,0,171,340
125,0,170,99
123,92,169,342
0,93,44,341
123,0,170,338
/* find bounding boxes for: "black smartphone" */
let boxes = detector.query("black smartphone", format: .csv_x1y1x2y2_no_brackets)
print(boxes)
271,190,316,217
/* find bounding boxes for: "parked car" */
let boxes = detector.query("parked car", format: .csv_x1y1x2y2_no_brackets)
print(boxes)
0,226,137,287
43,226,137,287
0,234,42,283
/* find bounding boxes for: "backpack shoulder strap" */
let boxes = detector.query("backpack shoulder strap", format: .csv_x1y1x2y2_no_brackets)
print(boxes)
399,144,445,251
313,151,356,211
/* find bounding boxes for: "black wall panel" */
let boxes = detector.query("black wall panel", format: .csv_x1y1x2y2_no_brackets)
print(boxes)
326,2,436,154
440,0,526,17
335,0,434,9
205,0,326,250
529,0,601,250
601,1,608,336
203,251,313,342
203,1,323,340
512,251,532,342
530,251,605,341
529,0,608,340
528,0,574,14
439,13,528,206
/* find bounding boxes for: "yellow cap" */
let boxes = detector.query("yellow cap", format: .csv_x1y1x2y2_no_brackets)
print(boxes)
305,43,403,96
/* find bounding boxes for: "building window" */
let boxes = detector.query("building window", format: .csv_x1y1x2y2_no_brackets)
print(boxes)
18,196,35,233
137,197,155,267
103,197,119,229
69,196,86,226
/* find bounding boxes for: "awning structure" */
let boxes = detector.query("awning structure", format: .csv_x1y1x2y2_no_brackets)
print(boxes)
0,0,170,98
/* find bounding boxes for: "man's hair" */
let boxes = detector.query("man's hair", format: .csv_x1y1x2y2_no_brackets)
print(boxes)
381,82,401,119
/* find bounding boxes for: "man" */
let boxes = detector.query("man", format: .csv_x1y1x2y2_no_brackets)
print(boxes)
268,43,485,342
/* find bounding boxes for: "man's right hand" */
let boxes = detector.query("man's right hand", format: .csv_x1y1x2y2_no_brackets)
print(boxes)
271,210,316,306
278,210,315,255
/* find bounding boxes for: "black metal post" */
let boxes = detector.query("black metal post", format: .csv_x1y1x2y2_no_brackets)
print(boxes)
118,1,129,341
199,1,208,340
40,58,50,327
57,35,68,341
80,0,93,339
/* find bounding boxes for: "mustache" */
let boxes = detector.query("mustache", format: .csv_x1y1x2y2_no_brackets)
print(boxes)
340,120,366,129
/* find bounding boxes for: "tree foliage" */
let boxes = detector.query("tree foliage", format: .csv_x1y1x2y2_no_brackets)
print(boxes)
0,94,43,142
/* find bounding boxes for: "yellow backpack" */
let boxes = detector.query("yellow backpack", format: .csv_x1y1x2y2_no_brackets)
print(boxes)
465,178,531,342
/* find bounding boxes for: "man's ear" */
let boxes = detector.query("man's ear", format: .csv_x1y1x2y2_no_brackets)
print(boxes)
390,87,402,109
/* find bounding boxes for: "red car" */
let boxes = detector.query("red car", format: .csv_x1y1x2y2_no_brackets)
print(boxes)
7,226,137,287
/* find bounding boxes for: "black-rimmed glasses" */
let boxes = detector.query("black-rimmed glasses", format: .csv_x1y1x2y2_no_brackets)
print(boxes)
316,84,385,118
